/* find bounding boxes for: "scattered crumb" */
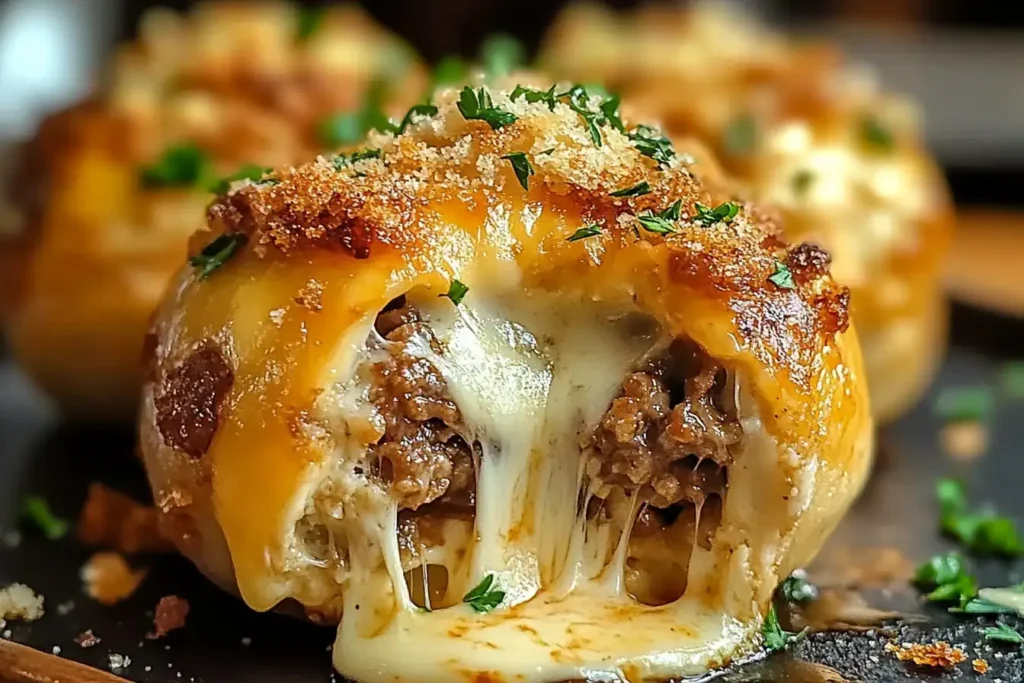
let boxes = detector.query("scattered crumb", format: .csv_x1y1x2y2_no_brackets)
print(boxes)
940,421,988,460
51,645,61,655
145,665,152,673
108,653,131,672
56,600,75,615
294,278,324,311
147,595,190,639
0,583,44,622
75,630,101,648
2,630,11,639
269,308,286,326
241,637,252,646
973,658,990,674
77,482,173,554
885,641,967,668
80,552,147,605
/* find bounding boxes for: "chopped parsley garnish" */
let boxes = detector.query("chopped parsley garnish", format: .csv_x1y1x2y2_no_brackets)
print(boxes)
139,144,212,189
457,86,517,130
318,81,395,147
637,201,686,236
296,7,325,42
431,56,468,89
693,201,739,226
861,115,894,151
934,386,993,423
510,84,557,111
189,233,248,280
984,623,1024,645
914,552,977,606
662,199,683,221
480,33,525,79
538,147,555,156
1002,361,1024,399
599,95,625,133
769,261,796,290
792,170,815,195
936,479,1023,556
441,280,469,306
397,104,439,134
951,597,1018,615
610,181,651,198
567,224,602,242
723,114,757,156
560,85,604,146
21,495,68,540
628,125,676,167
462,574,504,613
781,573,819,603
209,164,273,195
501,152,534,190
761,605,806,652
331,148,383,171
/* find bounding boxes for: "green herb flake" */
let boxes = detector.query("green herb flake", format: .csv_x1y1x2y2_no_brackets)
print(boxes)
1002,361,1024,399
693,201,739,226
950,598,1018,615
984,623,1024,645
629,125,676,167
792,169,815,195
936,478,1024,556
140,144,212,189
610,181,651,198
723,115,757,156
781,573,819,603
538,147,556,156
560,85,604,146
189,233,248,280
210,164,273,195
331,148,383,171
510,84,557,111
761,606,806,653
441,279,469,306
599,94,625,133
934,386,993,423
662,199,682,221
431,56,468,89
21,495,68,540
567,224,602,242
296,7,325,42
501,152,534,190
457,86,517,130
861,115,894,151
480,33,525,79
462,574,505,613
914,552,977,606
769,261,796,290
637,213,676,236
397,104,439,134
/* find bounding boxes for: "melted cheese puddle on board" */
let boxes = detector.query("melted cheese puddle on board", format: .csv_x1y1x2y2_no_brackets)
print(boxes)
329,290,765,683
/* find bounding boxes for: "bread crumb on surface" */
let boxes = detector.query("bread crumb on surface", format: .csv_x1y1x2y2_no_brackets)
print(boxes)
75,630,101,648
940,421,988,461
884,641,967,668
108,653,131,672
147,595,190,639
973,658,990,674
51,645,61,655
78,482,174,554
0,583,44,622
80,552,147,605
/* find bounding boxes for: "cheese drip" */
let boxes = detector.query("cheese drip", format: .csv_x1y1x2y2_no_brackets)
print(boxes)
331,291,766,682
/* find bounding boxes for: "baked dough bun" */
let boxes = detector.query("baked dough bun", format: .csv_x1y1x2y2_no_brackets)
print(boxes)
540,3,952,422
139,83,872,681
2,2,424,419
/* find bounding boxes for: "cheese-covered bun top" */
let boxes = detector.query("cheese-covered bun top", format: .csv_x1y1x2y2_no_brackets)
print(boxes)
139,83,872,682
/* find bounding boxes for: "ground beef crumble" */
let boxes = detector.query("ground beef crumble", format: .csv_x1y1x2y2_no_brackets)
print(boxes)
367,297,476,511
586,339,741,510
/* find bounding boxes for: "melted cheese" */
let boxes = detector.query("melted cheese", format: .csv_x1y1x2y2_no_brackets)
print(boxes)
323,289,772,682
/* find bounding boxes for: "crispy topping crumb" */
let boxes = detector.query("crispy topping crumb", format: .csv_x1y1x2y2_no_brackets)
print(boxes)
80,552,147,606
973,658,989,674
884,641,967,668
75,630,101,648
148,596,190,640
0,583,44,622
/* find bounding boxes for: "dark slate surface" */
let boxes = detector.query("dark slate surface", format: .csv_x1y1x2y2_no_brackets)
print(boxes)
1,303,1023,683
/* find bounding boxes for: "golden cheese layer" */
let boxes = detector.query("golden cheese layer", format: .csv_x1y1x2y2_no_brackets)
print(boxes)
540,3,952,422
2,1,424,419
138,85,872,682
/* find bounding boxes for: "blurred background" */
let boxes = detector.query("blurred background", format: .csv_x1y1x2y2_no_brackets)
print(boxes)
3,0,1024,188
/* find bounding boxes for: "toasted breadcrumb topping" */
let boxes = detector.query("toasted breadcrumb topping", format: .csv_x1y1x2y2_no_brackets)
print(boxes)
973,658,989,674
0,583,44,622
80,552,148,606
884,641,967,669
148,595,191,639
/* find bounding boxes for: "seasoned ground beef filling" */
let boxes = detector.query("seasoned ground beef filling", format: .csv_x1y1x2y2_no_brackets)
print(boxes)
368,298,476,512
586,339,740,510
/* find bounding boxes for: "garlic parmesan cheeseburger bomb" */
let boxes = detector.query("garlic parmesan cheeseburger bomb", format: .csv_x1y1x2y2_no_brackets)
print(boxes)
139,85,873,682
3,1,423,420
